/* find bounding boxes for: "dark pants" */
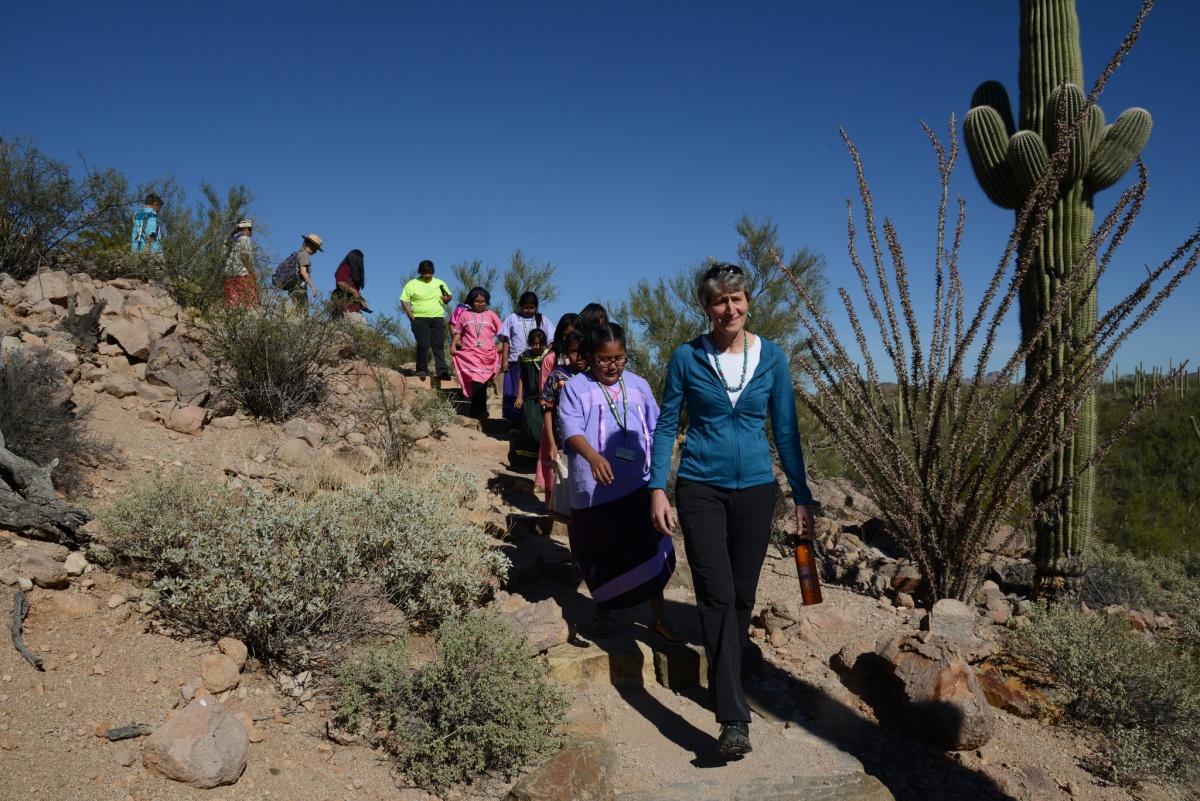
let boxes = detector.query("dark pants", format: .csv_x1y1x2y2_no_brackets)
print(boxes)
411,316,448,377
469,382,488,418
675,478,775,724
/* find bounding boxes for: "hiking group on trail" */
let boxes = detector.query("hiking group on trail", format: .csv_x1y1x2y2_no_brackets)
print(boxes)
449,263,818,760
130,204,818,760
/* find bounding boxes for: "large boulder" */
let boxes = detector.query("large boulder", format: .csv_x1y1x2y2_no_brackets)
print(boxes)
877,633,995,750
145,332,213,405
22,270,73,305
101,315,155,361
143,696,248,788
19,548,69,589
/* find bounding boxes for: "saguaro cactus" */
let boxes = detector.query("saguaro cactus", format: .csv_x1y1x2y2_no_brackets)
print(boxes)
963,0,1151,593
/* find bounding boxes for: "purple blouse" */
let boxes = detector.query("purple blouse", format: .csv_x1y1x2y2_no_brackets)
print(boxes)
559,370,659,510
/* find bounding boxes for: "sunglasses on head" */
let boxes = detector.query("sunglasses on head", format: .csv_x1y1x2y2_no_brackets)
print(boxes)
705,263,743,280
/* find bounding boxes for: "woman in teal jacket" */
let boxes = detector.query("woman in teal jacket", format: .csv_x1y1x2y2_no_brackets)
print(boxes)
649,262,815,758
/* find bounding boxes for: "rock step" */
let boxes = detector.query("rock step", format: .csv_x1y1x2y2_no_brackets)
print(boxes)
546,639,706,690
617,773,894,801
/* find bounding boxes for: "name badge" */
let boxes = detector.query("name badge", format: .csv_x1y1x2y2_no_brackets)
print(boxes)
614,447,636,463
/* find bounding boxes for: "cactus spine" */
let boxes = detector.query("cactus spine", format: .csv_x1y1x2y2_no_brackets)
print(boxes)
963,0,1152,592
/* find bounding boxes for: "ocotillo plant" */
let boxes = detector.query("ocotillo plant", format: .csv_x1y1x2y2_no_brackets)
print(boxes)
776,2,1197,604
963,0,1153,594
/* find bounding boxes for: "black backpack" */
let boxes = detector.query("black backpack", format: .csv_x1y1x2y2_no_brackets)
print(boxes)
271,251,301,290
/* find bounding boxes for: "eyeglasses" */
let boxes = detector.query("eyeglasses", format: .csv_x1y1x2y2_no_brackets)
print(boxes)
704,263,743,280
592,355,628,367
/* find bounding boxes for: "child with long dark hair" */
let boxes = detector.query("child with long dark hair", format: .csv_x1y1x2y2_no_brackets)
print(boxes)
499,292,555,424
511,328,548,466
558,323,681,641
536,313,582,493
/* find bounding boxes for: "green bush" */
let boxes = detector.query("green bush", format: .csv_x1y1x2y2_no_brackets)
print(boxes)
200,295,336,422
98,469,509,662
0,348,104,495
1007,601,1200,785
335,610,569,792
408,388,458,431
1084,542,1200,652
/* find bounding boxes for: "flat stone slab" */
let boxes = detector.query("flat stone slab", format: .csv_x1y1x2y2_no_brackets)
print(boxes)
546,639,706,689
618,773,894,801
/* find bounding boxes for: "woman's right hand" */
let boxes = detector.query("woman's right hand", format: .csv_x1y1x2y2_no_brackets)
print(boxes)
588,453,614,485
650,488,674,535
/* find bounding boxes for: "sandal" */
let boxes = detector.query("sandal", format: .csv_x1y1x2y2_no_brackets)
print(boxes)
651,618,684,644
589,610,613,638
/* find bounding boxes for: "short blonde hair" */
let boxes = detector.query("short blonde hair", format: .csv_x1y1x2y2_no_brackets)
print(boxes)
696,262,752,310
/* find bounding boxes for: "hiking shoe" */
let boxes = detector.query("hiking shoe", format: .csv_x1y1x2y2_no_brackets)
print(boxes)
438,371,451,382
417,372,428,381
717,722,751,757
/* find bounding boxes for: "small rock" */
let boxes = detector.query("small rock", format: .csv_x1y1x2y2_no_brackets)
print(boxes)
106,594,126,609
200,654,241,694
0,567,19,587
63,552,88,576
116,749,137,767
233,711,264,743
277,437,314,465
928,598,975,640
17,577,33,592
217,638,248,670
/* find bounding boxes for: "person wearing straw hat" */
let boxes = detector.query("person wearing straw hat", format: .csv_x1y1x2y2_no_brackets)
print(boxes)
287,233,323,309
223,219,258,308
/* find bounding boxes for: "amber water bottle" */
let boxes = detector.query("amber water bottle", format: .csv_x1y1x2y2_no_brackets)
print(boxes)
793,536,823,606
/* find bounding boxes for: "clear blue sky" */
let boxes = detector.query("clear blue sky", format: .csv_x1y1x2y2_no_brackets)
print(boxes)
5,1,1196,376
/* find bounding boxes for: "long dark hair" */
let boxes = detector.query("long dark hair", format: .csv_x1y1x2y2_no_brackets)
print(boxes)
552,313,582,356
340,249,365,289
582,322,626,357
579,303,608,330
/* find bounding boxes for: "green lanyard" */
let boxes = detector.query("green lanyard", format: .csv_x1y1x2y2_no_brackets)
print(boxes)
601,378,628,441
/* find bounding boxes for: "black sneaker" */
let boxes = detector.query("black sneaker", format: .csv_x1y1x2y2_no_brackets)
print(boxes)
438,372,451,382
717,722,751,757
417,372,428,381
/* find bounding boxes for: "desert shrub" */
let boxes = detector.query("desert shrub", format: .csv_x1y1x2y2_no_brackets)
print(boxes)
200,294,336,422
333,311,415,371
408,388,458,431
0,134,129,279
1083,543,1200,653
334,610,569,792
98,469,509,662
0,348,103,495
1007,601,1200,785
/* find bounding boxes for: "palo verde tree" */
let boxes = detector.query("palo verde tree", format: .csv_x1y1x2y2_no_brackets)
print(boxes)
962,0,1154,594
501,249,559,313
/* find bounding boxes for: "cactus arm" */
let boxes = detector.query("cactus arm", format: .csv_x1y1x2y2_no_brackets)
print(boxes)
1087,107,1153,192
1046,83,1091,183
1008,130,1050,197
964,106,1024,209
971,80,1017,137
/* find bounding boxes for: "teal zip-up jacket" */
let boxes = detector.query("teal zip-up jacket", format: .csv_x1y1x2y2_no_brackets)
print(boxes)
649,335,814,506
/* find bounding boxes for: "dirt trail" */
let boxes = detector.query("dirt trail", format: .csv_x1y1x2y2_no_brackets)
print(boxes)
0,382,1162,801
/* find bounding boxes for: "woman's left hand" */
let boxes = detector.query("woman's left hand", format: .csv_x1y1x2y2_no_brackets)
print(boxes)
796,504,816,540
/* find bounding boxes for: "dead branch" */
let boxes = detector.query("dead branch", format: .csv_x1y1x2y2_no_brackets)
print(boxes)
11,590,44,671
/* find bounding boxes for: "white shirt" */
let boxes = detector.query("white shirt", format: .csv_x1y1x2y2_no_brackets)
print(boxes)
701,334,761,407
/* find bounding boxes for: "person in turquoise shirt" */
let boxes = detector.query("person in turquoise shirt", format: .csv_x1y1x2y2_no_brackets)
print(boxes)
648,262,816,759
400,259,453,385
130,193,163,254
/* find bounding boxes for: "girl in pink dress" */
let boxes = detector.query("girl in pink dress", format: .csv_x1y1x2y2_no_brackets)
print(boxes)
450,287,503,419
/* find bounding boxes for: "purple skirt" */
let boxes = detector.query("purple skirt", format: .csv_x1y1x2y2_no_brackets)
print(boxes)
569,486,676,611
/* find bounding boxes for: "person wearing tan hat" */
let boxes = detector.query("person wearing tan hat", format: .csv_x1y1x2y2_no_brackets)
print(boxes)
289,233,323,309
223,219,258,308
